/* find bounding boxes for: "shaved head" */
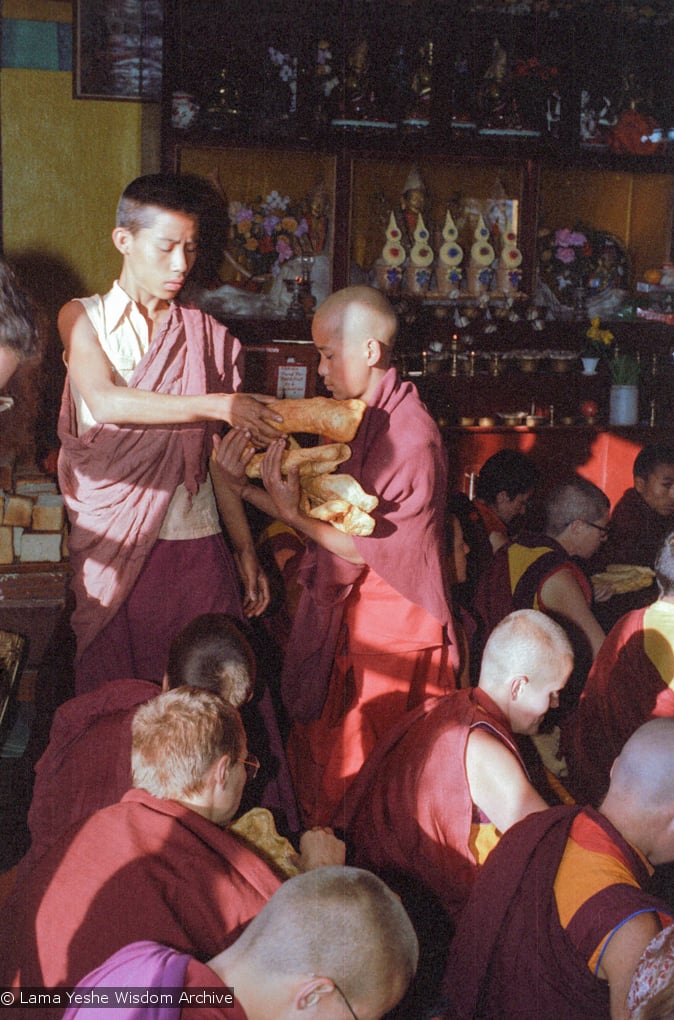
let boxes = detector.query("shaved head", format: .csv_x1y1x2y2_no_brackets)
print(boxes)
222,866,418,1008
608,718,674,808
315,285,398,350
480,609,573,684
602,718,674,864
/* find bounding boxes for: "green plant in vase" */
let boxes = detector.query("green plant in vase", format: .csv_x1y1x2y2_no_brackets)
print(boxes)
610,353,640,385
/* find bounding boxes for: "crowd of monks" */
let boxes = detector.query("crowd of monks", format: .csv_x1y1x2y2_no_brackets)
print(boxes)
1,172,674,1018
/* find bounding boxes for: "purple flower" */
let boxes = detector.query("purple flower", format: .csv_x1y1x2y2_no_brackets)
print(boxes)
275,237,293,263
555,246,577,264
235,207,254,223
263,214,281,235
294,218,309,237
555,228,586,247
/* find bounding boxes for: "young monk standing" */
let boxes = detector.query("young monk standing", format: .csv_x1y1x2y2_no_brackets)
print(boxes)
214,285,458,825
57,174,282,692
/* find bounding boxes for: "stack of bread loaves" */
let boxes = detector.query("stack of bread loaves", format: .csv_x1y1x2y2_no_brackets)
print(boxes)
0,457,68,564
244,397,378,536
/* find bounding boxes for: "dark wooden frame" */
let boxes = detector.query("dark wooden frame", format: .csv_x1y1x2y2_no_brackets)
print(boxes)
74,0,162,102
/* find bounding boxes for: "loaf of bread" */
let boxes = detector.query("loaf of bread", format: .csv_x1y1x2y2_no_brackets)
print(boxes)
591,563,656,594
3,494,34,528
229,807,300,879
31,493,65,533
309,498,376,537
245,442,351,479
0,526,12,565
267,397,367,442
301,473,378,514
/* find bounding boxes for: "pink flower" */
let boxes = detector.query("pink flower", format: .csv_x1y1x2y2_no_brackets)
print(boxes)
555,246,577,264
555,228,586,247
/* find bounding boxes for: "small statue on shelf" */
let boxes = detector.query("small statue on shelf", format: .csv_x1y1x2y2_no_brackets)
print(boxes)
404,41,433,128
200,66,245,133
331,37,386,126
477,37,522,134
393,166,431,257
300,181,331,255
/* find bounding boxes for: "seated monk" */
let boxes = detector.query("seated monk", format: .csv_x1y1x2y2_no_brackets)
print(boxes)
0,688,343,1007
337,610,572,1017
591,444,674,632
473,449,539,556
338,610,572,922
443,719,674,1020
563,531,674,807
475,475,610,706
62,867,419,1020
20,613,297,880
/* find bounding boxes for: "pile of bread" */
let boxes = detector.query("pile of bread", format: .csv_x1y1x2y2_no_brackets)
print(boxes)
591,562,655,595
0,457,68,564
246,396,378,537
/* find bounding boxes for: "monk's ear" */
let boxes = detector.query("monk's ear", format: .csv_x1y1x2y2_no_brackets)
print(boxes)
214,753,232,789
295,976,334,1011
365,336,385,366
511,675,528,700
634,475,647,497
112,226,133,256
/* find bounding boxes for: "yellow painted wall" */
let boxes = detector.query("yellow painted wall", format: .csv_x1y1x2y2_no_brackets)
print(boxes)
1,0,160,298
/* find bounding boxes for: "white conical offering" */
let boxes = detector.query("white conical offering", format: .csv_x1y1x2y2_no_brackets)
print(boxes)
471,214,495,266
381,210,406,267
497,220,522,295
409,213,434,267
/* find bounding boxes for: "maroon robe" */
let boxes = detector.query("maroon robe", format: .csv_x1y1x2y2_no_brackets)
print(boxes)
563,603,674,806
282,366,456,723
443,806,670,1020
22,679,157,875
0,789,280,1008
283,369,457,825
337,688,523,920
58,304,242,662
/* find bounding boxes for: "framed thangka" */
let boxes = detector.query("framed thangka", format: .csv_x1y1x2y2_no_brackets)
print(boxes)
74,0,162,101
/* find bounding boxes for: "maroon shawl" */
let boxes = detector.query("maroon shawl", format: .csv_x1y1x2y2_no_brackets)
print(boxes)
337,688,522,920
0,789,280,1003
443,806,667,1020
23,679,158,874
282,368,454,721
58,305,241,659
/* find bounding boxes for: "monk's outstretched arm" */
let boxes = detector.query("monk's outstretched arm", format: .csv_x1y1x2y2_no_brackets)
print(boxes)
59,300,281,442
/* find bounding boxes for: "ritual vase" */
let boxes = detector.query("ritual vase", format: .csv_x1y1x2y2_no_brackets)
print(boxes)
609,385,639,426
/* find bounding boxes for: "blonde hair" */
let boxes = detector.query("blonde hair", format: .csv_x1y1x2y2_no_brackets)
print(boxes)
131,687,244,800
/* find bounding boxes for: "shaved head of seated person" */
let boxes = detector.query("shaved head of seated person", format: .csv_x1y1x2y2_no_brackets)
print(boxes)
475,476,610,699
64,867,419,1020
341,610,574,923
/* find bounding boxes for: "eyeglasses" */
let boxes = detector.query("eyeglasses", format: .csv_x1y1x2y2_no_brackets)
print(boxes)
580,519,609,539
331,979,360,1020
238,754,260,782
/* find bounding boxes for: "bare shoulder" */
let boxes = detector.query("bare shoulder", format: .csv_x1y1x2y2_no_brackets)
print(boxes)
57,299,98,356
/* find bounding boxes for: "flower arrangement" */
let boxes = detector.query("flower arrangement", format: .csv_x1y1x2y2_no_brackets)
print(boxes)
228,191,309,279
583,317,614,358
538,225,628,306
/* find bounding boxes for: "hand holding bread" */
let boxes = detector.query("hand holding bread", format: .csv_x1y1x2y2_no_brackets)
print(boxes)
245,397,377,536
